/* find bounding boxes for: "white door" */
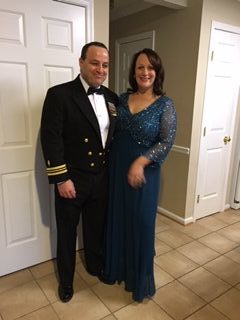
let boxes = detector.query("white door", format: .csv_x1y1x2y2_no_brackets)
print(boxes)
195,22,240,220
0,0,90,276
115,31,155,94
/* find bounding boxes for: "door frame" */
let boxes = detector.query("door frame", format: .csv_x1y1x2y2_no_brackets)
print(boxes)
193,20,240,220
114,31,155,93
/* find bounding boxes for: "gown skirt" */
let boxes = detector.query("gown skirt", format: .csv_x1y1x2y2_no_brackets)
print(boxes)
105,129,160,301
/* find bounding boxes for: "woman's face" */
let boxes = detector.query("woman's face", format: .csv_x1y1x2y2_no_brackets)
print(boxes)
134,53,156,92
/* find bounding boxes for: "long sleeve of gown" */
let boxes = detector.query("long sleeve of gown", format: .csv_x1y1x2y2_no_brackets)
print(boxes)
143,98,177,165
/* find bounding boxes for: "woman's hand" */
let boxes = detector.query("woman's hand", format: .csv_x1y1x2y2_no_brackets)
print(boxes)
57,179,76,198
127,156,150,188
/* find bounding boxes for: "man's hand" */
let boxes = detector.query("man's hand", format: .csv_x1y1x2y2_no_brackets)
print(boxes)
57,179,76,198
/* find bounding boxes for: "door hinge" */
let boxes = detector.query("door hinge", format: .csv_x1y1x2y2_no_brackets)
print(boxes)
197,195,200,203
203,127,206,137
211,50,214,61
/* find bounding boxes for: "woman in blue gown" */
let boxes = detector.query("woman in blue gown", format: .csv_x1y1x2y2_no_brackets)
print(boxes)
104,48,177,302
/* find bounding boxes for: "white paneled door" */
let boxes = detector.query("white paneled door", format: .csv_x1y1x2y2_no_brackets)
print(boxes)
0,0,88,276
195,22,240,219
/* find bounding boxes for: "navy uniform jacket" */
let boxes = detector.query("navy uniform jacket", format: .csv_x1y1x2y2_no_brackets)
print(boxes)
40,76,118,184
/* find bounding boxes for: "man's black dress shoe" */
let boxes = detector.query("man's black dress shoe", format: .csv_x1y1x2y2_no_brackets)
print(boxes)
58,285,74,303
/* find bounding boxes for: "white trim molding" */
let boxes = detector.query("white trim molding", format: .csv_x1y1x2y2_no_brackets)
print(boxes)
144,0,188,9
172,144,190,155
157,206,194,225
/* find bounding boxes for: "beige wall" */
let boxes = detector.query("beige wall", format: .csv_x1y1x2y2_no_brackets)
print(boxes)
93,0,110,85
151,0,203,218
109,0,240,221
109,0,203,219
94,0,109,45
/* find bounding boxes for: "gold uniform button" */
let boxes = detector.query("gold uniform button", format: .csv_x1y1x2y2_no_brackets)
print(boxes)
90,162,95,167
88,151,92,156
84,138,88,143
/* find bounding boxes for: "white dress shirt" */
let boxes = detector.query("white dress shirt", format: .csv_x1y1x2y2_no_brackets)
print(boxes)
80,75,110,148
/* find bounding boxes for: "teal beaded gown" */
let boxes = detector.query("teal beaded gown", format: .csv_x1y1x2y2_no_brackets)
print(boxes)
104,92,177,301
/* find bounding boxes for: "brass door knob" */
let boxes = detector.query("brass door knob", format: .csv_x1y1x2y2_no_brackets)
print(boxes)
223,136,231,144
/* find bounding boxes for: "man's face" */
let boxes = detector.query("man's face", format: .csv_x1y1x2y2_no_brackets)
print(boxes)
79,45,109,87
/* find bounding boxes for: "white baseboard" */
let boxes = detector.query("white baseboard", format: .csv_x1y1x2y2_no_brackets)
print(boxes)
230,203,240,210
157,206,194,225
224,203,231,210
157,204,239,225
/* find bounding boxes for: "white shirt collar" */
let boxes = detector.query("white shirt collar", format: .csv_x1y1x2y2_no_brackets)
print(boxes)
79,74,89,94
79,74,101,94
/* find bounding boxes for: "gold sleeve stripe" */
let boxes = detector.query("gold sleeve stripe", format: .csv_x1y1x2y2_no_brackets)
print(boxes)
46,164,68,176
46,164,67,171
47,169,68,176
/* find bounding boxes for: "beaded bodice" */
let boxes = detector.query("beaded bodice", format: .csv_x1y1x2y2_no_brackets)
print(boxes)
115,92,177,165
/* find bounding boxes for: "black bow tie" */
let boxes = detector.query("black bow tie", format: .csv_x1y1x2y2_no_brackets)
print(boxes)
87,86,104,95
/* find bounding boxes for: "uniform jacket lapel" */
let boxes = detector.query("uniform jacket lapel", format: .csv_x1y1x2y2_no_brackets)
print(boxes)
71,76,117,149
71,77,102,142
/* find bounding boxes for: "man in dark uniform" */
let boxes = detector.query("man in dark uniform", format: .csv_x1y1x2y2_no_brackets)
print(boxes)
40,41,118,302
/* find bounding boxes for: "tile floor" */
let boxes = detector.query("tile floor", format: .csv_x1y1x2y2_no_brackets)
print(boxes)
1,209,240,319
